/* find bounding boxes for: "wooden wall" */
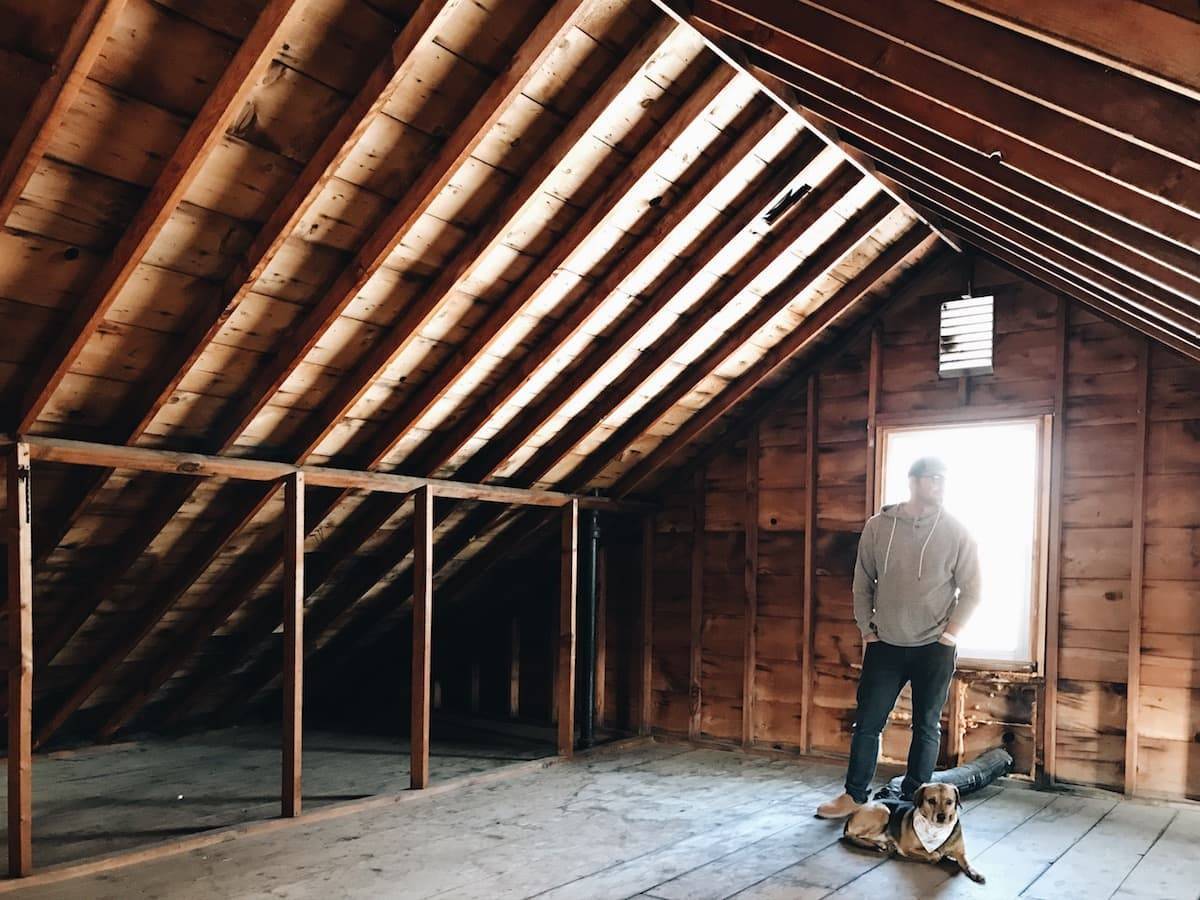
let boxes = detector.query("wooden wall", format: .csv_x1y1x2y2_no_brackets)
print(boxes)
647,255,1200,801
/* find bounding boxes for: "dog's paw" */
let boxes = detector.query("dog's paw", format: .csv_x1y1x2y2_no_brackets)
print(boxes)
965,869,986,884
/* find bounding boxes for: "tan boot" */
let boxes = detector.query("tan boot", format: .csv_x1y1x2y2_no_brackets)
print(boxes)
815,792,862,819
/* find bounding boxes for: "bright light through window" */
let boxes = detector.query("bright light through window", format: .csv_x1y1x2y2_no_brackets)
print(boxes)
879,420,1041,664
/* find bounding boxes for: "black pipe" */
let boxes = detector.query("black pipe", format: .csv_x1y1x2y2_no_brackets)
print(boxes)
579,508,600,748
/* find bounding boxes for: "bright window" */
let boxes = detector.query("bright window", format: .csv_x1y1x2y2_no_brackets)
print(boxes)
878,419,1045,666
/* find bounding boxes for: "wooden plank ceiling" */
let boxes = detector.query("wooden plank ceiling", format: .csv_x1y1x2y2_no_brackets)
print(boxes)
0,0,940,744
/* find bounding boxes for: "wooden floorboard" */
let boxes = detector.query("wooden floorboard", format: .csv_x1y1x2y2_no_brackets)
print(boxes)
3,740,1196,899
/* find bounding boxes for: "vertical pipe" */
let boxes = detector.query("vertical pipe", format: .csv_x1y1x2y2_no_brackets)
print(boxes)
558,500,579,757
7,443,33,877
579,509,599,748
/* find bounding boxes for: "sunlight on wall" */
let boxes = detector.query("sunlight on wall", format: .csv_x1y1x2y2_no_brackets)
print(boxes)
881,421,1040,662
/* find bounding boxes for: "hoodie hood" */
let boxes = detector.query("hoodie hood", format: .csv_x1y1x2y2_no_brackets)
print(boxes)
878,503,944,580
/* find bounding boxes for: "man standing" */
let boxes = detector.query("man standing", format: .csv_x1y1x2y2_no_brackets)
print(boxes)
816,456,981,819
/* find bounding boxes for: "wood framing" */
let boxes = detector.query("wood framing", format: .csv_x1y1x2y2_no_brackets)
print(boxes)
282,472,304,817
1124,338,1151,796
411,486,434,790
17,0,304,433
801,375,817,751
509,618,521,719
742,425,759,746
558,500,579,757
865,326,881,518
689,469,704,740
6,443,33,877
640,515,655,735
595,546,608,727
0,0,126,227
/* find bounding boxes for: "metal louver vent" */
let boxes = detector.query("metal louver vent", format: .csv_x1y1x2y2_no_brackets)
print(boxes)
939,295,994,377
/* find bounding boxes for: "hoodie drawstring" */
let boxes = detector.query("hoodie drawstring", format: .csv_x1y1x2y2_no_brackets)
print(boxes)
883,516,898,575
917,508,942,580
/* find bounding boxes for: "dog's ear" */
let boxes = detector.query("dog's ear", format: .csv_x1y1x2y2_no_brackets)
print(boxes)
913,784,928,809
952,784,962,809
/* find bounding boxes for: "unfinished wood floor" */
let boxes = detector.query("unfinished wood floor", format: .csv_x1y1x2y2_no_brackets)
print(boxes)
7,740,1199,899
0,725,552,869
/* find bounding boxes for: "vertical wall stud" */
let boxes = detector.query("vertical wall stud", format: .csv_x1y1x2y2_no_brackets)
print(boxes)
558,499,578,757
411,485,434,789
282,471,304,817
7,442,33,877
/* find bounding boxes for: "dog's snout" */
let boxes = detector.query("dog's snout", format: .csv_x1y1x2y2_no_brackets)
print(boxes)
936,813,947,823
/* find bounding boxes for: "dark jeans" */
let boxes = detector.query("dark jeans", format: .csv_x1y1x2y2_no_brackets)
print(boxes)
845,639,956,803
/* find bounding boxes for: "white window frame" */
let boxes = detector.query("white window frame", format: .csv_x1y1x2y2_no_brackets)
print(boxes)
872,411,1052,672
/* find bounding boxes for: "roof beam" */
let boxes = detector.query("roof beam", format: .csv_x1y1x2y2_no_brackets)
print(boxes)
613,223,937,495
692,0,1200,252
209,0,594,454
0,0,127,227
795,0,1199,166
508,166,879,485
741,55,1200,288
16,0,304,433
936,0,1200,100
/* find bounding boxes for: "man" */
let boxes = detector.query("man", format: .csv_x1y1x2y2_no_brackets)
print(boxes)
816,456,981,819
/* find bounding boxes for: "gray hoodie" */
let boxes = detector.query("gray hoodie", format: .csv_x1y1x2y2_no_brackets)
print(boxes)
852,503,981,646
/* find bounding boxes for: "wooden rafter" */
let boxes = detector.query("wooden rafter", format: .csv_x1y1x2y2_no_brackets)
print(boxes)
691,2,1200,253
613,224,937,494
211,0,594,454
105,115,817,734
744,56,1200,292
795,0,1198,166
0,0,127,228
88,43,742,739
936,0,1200,99
16,0,304,433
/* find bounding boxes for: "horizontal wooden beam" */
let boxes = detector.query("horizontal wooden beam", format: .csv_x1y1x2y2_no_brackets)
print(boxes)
2,435,648,512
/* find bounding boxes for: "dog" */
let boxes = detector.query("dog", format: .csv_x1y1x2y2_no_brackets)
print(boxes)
841,782,985,883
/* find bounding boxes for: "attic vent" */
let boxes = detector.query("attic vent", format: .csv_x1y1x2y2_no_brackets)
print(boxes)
939,294,994,377
763,184,811,225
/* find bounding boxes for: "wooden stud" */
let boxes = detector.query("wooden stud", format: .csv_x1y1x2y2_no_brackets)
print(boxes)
801,376,818,752
865,326,882,520
17,0,303,432
1041,296,1069,783
739,42,1200,297
1125,338,1151,797
508,618,520,719
469,662,481,715
282,472,304,818
0,0,127,227
689,469,705,741
742,426,760,747
6,443,32,877
558,500,579,757
640,515,655,735
411,486,434,789
947,677,967,767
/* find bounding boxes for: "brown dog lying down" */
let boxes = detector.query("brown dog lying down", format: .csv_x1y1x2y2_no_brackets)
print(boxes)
841,782,985,883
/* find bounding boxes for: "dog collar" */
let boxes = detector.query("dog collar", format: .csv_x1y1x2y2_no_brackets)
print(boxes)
912,810,955,853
